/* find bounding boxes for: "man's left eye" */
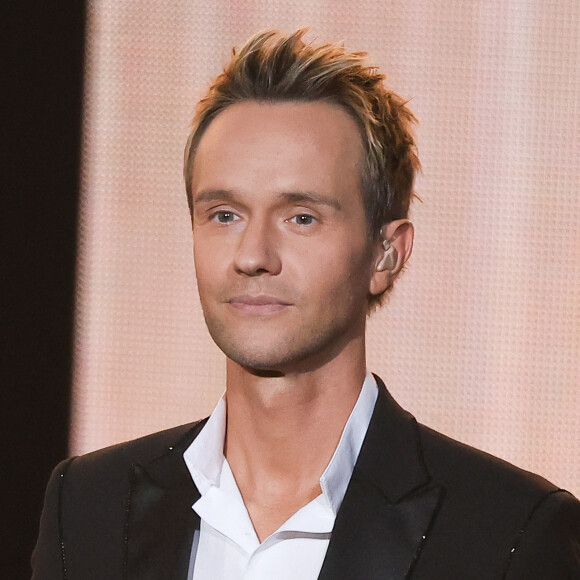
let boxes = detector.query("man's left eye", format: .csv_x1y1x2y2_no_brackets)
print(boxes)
290,214,315,226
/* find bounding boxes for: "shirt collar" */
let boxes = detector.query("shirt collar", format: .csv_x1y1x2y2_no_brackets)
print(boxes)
183,392,227,495
319,373,378,513
183,373,378,513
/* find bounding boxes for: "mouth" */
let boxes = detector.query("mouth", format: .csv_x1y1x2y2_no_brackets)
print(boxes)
228,294,292,315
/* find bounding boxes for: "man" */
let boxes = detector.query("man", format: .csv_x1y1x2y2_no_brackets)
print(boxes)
33,29,579,579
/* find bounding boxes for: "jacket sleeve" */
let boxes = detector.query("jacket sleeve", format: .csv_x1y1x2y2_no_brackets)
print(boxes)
504,489,580,579
31,458,76,580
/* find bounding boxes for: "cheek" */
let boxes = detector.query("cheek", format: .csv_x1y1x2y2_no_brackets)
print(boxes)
299,249,370,304
193,245,221,294
194,235,224,270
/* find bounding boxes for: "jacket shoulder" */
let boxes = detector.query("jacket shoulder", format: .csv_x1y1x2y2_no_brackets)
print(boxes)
32,420,207,579
414,423,580,578
66,419,206,482
417,422,558,497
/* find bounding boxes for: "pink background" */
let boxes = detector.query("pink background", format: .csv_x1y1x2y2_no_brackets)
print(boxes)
71,1,579,497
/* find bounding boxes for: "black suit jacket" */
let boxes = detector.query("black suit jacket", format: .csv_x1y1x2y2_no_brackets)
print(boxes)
32,378,580,579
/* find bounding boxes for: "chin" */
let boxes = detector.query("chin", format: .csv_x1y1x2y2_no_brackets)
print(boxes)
222,344,294,373
219,333,352,376
204,306,365,374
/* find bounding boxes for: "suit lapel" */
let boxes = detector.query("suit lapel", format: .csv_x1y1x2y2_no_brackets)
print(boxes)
125,421,207,580
319,379,445,580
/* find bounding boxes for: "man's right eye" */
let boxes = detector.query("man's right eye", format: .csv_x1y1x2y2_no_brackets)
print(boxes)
212,211,239,224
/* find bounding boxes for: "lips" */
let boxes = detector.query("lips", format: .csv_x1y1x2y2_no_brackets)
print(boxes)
228,294,292,314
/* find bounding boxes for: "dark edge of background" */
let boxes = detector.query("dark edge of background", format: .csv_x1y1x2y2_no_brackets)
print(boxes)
1,2,86,577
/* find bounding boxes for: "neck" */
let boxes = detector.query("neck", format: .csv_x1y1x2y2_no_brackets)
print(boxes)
223,335,367,540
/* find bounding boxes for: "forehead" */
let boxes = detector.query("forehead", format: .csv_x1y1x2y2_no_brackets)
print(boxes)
191,100,364,203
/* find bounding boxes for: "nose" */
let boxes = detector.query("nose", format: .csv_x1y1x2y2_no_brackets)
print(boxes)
233,218,282,276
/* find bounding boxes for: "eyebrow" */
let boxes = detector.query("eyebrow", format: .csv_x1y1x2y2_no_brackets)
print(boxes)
193,189,342,211
280,191,342,211
193,189,237,205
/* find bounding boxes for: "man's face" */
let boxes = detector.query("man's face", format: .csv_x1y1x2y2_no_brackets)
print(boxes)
191,100,376,374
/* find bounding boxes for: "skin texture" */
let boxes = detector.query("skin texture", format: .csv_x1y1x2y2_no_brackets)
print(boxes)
190,100,413,540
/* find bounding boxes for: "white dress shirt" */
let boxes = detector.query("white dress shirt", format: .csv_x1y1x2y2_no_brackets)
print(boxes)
183,374,378,580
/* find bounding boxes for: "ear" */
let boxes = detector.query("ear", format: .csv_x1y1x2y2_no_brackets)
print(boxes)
369,219,414,296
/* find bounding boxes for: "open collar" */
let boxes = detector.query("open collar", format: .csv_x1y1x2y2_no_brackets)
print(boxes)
122,376,444,579
183,374,378,516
